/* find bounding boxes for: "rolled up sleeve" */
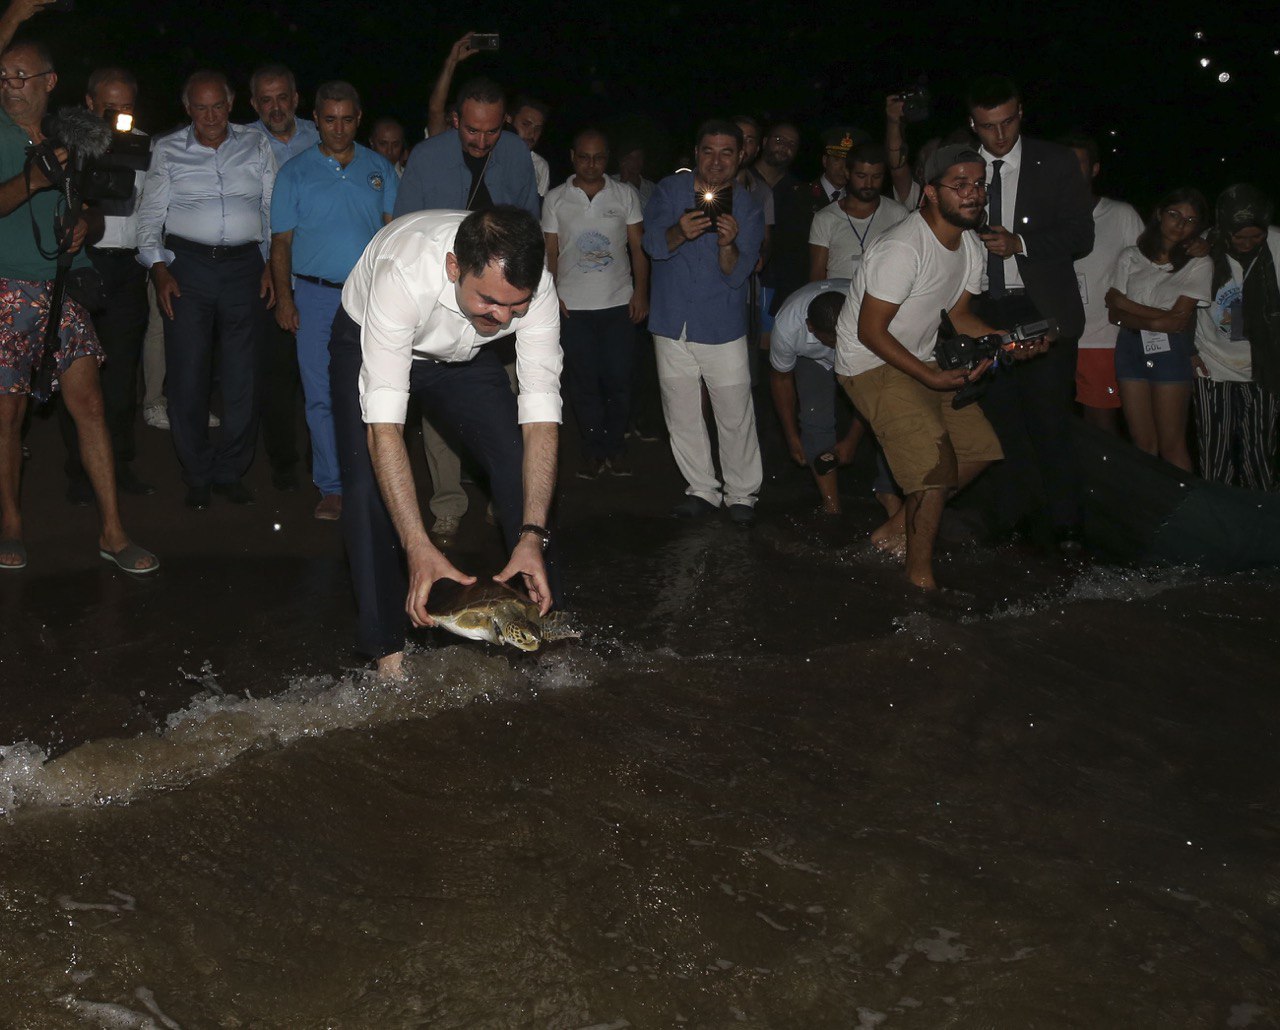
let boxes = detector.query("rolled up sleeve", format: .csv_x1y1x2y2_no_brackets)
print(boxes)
513,269,563,424
358,258,424,424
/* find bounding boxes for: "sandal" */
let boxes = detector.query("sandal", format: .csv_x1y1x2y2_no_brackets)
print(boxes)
99,542,160,576
0,538,27,570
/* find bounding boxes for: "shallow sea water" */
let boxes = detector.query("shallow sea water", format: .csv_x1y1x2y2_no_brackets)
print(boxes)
1,507,1278,1028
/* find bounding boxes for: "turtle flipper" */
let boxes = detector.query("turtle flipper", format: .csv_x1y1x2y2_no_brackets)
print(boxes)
540,612,582,643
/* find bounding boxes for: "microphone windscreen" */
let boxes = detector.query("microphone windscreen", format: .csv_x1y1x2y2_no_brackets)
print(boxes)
49,106,112,159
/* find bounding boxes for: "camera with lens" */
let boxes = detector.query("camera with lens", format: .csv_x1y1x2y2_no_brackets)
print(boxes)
935,311,1057,408
892,79,932,123
26,106,149,205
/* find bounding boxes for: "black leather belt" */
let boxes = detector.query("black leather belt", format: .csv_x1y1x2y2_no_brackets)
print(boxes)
166,235,258,260
985,287,1028,298
295,273,344,289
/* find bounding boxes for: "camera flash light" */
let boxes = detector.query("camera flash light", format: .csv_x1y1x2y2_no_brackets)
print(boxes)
115,113,133,132
703,191,716,203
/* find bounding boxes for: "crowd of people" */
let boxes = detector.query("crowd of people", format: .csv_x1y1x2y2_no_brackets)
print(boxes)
1,5,1278,671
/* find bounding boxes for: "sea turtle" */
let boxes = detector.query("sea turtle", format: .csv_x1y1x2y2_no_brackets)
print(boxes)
427,579,580,652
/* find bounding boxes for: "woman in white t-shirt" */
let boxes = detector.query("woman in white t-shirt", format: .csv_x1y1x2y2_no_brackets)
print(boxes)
1105,188,1213,471
1191,184,1280,490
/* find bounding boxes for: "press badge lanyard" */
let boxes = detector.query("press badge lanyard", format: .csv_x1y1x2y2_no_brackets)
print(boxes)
845,206,877,253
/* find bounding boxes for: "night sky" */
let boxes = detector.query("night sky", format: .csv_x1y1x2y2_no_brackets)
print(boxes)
30,0,1280,215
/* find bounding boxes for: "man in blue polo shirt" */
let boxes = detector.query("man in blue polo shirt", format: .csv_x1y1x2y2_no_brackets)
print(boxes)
269,80,397,520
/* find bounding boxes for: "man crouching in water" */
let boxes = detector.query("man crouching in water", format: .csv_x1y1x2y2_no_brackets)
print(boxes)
331,206,561,678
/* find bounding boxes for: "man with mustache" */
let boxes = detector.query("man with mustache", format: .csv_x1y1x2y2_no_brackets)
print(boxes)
836,145,1030,591
329,206,561,681
269,80,398,522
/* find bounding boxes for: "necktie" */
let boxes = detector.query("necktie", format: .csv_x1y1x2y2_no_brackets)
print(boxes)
987,159,1005,295
831,189,840,204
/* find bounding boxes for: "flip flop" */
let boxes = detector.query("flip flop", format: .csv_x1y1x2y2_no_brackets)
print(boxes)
99,543,160,576
0,538,27,570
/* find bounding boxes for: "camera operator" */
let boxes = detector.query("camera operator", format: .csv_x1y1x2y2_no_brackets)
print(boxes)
835,145,1032,591
0,39,157,573
56,66,154,505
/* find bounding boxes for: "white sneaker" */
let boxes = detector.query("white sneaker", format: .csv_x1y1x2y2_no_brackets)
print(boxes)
207,411,221,428
143,403,169,430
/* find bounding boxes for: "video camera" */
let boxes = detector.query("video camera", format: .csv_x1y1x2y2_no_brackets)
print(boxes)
26,105,149,207
892,78,932,124
935,311,1057,408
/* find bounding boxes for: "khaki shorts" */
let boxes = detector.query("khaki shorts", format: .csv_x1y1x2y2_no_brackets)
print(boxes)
839,362,1003,494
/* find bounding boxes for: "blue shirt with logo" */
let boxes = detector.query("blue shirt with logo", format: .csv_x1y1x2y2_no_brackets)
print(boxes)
271,143,398,282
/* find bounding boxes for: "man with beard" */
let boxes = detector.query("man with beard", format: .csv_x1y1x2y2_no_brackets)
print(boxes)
809,141,910,281
643,118,765,525
835,145,1040,590
269,80,398,521
249,63,317,493
394,75,538,545
330,205,561,680
751,122,803,350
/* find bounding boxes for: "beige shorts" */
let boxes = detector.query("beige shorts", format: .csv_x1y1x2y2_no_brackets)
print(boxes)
839,362,1003,494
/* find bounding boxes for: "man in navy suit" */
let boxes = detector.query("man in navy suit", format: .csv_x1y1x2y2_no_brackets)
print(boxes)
967,75,1095,550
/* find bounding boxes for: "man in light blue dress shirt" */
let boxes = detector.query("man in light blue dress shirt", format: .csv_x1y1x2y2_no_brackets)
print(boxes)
136,69,277,509
248,62,318,494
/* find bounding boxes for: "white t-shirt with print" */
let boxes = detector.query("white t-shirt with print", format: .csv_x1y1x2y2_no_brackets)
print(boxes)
809,196,910,280
835,211,985,377
1193,226,1280,382
541,175,642,310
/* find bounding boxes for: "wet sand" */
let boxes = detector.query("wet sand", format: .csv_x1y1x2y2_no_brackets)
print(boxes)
2,397,1278,1027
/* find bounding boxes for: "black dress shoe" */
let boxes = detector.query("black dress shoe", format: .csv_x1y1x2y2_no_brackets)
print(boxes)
65,477,94,506
212,481,255,504
185,485,211,510
116,465,156,496
271,468,301,492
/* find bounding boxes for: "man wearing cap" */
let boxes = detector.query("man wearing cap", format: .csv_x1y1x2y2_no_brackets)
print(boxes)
810,127,863,211
835,144,1044,591
966,76,1094,549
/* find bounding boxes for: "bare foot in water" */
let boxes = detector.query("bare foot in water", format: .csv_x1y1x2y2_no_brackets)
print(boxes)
376,651,405,681
871,528,906,557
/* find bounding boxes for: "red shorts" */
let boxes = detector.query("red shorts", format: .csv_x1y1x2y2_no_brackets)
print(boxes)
1076,347,1121,409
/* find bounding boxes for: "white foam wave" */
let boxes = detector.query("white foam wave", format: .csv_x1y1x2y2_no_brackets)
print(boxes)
0,647,538,816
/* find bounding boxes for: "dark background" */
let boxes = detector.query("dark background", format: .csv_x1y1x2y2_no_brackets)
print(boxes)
26,0,1280,215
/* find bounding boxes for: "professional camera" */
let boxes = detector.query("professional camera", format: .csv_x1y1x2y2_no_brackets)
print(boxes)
26,106,149,205
935,311,1057,408
892,78,932,123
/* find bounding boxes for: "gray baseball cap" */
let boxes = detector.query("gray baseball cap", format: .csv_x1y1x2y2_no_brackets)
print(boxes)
923,144,984,184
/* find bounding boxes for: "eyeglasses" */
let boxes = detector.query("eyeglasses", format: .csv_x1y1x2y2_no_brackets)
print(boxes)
1162,209,1200,228
937,180,988,197
0,70,53,88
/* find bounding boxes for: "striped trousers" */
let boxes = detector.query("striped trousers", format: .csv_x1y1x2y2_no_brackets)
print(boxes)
1193,377,1279,491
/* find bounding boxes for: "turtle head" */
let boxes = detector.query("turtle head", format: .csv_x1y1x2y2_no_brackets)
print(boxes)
497,620,541,652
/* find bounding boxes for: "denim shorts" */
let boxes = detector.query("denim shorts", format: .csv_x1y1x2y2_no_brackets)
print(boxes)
1114,327,1194,384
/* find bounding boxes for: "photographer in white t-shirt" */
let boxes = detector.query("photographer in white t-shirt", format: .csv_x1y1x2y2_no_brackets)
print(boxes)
835,145,1047,590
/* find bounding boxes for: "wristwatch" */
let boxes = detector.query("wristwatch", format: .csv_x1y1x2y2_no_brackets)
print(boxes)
519,523,551,551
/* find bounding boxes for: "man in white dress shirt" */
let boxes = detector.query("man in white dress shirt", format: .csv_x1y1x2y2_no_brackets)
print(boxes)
136,69,276,510
330,206,562,679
